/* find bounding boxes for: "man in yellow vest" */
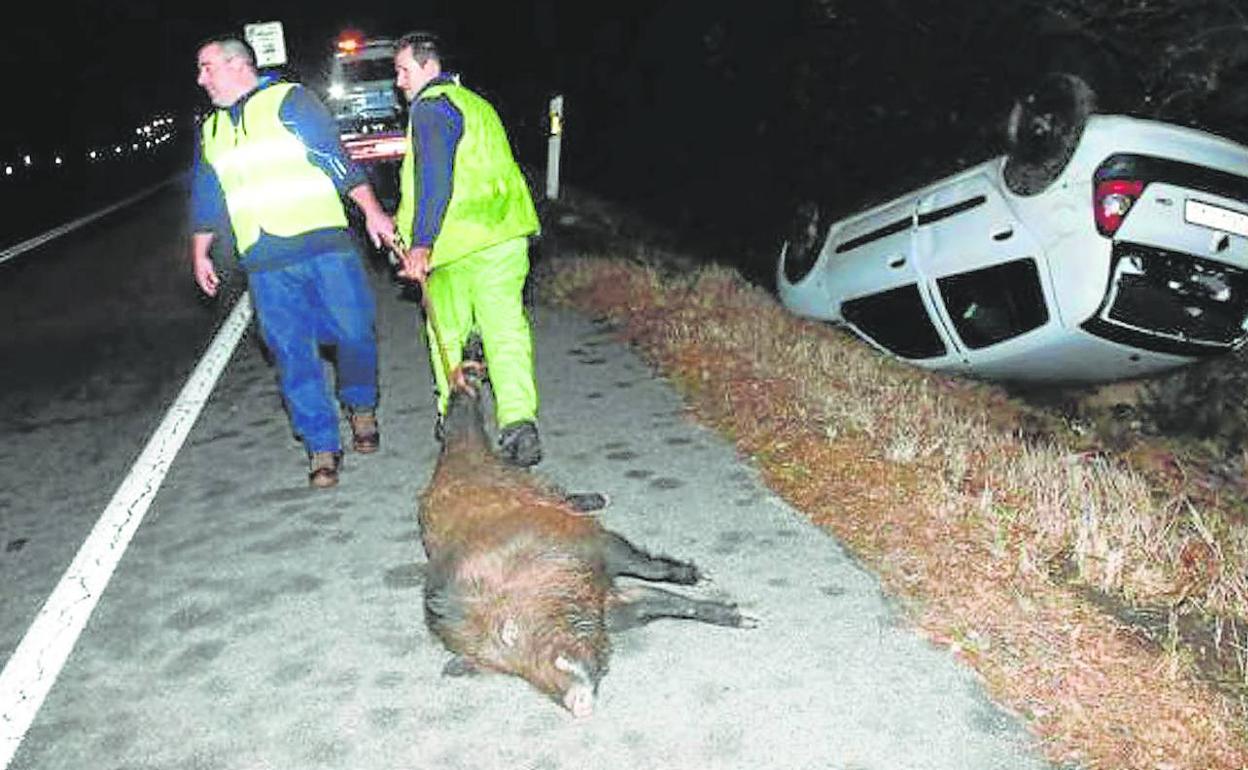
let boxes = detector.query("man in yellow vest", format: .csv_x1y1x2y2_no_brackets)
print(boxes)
191,36,395,488
392,32,543,467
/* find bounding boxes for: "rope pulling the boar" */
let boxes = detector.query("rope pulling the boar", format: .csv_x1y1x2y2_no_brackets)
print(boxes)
388,233,480,395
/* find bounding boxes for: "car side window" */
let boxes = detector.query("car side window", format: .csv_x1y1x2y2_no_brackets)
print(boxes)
937,258,1049,349
842,284,947,359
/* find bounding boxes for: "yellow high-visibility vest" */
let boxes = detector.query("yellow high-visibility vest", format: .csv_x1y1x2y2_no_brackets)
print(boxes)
201,83,347,253
396,81,538,267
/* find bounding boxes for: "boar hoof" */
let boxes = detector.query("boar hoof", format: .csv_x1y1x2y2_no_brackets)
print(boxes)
442,655,480,677
563,684,595,718
565,492,609,514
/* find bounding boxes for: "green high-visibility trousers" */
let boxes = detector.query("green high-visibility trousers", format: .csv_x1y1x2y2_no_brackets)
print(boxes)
424,236,538,428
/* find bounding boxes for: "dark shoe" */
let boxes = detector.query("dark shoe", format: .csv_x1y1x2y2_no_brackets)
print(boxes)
309,451,342,488
349,409,380,454
498,421,542,467
434,413,446,443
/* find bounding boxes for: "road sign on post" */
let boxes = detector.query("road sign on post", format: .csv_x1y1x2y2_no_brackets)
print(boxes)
546,94,564,200
244,21,288,69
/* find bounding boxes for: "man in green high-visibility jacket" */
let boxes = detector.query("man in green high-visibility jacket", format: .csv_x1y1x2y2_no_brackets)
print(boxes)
392,31,543,467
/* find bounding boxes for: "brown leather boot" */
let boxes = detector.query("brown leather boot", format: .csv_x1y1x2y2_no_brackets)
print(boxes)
349,409,380,454
308,451,342,488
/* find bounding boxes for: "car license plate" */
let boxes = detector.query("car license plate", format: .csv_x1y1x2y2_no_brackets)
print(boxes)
1185,199,1248,238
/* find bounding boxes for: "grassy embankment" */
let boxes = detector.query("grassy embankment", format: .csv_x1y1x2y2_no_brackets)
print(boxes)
535,193,1248,769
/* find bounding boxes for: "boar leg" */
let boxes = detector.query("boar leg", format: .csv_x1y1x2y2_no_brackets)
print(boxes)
602,531,700,584
442,655,483,677
563,491,609,513
606,585,755,631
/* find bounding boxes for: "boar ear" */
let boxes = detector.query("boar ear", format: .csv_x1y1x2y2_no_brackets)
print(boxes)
500,617,520,647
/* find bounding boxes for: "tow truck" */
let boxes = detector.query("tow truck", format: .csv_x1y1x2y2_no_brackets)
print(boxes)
325,30,406,200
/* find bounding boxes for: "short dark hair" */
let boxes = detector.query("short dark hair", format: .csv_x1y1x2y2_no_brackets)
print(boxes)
395,31,442,65
200,36,257,70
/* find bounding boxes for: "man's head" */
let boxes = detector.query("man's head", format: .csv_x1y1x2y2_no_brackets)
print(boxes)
196,37,259,108
394,31,443,103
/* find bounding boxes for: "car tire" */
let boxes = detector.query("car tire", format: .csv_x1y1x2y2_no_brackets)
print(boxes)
1003,72,1097,196
781,200,825,284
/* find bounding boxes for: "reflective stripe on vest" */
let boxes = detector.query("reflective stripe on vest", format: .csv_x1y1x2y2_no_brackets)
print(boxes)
396,81,538,267
201,83,347,254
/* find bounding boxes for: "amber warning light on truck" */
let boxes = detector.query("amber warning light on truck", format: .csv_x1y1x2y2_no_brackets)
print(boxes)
337,30,362,54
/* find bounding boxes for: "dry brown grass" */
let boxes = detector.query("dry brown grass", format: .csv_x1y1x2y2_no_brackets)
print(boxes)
539,255,1248,769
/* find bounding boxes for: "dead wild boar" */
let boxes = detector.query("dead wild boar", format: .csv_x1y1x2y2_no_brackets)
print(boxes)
418,367,755,717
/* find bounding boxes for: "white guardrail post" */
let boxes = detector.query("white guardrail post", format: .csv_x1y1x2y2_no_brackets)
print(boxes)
546,94,564,201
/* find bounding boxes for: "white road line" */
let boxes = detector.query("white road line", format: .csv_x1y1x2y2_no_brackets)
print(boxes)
0,291,253,769
0,176,180,266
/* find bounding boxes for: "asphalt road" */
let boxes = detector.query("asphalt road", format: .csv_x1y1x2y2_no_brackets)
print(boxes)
0,180,230,670
0,185,1060,769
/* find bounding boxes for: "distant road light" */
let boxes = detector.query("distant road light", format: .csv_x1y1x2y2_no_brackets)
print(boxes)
89,150,98,159
54,156,62,165
22,154,31,166
114,146,122,154
4,166,11,176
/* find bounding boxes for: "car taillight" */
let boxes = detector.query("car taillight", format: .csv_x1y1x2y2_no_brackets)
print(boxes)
343,135,407,162
1093,179,1144,236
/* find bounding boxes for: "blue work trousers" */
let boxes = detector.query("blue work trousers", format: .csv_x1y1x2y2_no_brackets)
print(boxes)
248,250,378,454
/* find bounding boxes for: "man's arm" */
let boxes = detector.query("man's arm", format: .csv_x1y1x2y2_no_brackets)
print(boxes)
191,232,219,296
189,141,226,296
281,85,394,248
408,94,463,249
396,94,463,283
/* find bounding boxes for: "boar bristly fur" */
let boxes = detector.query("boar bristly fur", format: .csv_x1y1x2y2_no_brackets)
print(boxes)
418,367,753,717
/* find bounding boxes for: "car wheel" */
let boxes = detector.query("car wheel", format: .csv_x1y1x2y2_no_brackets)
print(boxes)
782,200,825,284
1003,72,1097,196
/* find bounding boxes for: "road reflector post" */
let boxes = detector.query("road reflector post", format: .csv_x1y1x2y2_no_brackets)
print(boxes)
546,94,564,201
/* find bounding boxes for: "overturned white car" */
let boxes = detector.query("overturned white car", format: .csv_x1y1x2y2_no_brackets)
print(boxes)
777,76,1248,383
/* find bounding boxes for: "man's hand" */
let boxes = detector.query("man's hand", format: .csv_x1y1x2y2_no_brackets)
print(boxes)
397,245,432,284
347,184,395,250
191,233,220,297
193,252,219,297
364,209,395,251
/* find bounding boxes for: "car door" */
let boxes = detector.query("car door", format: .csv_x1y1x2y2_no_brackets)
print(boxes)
913,169,1058,372
830,197,966,372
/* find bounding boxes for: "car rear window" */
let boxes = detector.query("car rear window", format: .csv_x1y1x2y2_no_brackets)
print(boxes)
937,258,1049,349
339,57,396,84
842,284,947,359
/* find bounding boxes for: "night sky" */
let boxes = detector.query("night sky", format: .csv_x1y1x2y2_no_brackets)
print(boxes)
1,1,1123,277
4,1,673,151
